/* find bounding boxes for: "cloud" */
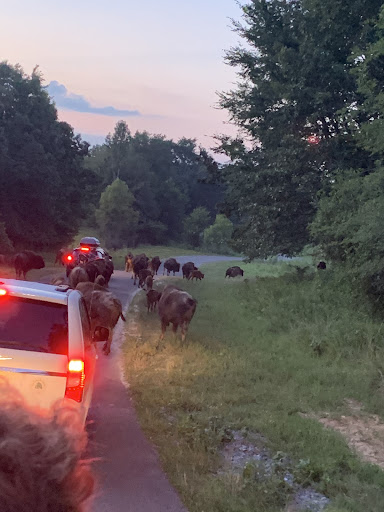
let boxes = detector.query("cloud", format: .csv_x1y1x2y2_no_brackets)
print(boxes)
47,81,140,117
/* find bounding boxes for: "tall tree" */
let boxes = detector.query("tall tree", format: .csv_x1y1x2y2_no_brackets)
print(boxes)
216,0,382,258
0,62,92,249
311,6,384,299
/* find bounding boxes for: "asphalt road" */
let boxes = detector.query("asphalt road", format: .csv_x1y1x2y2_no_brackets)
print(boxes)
87,255,242,512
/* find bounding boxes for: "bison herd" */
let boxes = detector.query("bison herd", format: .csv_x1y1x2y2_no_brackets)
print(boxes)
0,248,328,355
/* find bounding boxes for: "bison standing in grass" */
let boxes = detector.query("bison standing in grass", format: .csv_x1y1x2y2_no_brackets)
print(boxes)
158,285,197,342
146,289,162,312
182,262,197,279
188,270,204,281
14,251,45,279
163,258,180,276
225,266,244,278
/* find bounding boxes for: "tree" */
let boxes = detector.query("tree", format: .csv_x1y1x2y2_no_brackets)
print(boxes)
0,62,93,250
311,6,384,300
215,0,382,258
85,122,221,244
183,207,211,247
95,179,139,249
203,215,234,254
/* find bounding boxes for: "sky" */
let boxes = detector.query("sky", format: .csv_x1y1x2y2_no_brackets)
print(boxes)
1,0,243,157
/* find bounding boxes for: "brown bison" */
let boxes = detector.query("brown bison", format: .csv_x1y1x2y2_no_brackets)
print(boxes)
132,254,149,285
138,268,153,288
146,289,162,312
76,282,125,355
163,258,180,276
182,262,197,279
145,275,154,290
188,270,204,281
69,266,89,289
150,256,161,275
125,253,134,273
225,266,244,278
14,251,45,279
158,285,197,342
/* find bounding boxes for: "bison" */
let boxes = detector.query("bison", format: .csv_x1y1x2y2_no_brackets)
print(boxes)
76,282,125,355
163,258,180,276
125,253,134,273
145,275,154,290
158,285,197,342
317,261,327,270
69,266,89,289
188,270,204,281
146,289,162,312
14,251,45,279
182,262,197,279
225,266,244,278
138,268,153,288
150,256,161,275
132,254,149,285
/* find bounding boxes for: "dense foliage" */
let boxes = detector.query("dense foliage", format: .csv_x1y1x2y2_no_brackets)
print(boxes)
0,62,91,250
311,6,384,299
216,0,382,259
95,178,139,249
86,121,222,247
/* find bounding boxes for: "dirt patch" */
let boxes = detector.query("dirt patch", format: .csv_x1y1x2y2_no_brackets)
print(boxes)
313,399,384,469
220,430,330,512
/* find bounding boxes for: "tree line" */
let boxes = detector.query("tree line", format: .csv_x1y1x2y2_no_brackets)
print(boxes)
214,0,384,300
0,62,234,255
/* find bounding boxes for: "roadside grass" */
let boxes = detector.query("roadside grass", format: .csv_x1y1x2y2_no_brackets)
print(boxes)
123,261,384,511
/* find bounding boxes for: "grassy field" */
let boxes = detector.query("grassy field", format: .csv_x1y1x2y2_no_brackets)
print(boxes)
122,260,384,511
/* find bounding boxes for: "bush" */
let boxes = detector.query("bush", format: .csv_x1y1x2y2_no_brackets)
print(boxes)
203,215,234,254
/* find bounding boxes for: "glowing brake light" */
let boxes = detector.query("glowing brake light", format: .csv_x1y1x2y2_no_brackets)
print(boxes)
80,247,90,252
65,359,85,402
0,289,7,296
68,359,84,373
66,255,73,262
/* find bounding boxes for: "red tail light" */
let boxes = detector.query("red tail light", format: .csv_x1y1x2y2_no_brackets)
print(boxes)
66,255,73,262
65,359,85,402
80,247,90,252
0,289,7,296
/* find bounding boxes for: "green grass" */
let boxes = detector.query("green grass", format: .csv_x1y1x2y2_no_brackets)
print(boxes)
122,261,384,511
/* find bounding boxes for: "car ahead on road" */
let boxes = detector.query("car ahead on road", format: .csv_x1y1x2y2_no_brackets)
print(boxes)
64,236,107,276
0,279,106,424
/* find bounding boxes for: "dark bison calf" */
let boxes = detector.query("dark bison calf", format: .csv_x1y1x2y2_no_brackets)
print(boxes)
182,262,197,279
158,285,197,342
138,269,153,288
188,270,204,281
146,290,162,312
317,261,327,270
225,266,244,278
14,251,45,279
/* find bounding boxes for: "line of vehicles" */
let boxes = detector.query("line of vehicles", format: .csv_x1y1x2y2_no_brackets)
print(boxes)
0,237,113,424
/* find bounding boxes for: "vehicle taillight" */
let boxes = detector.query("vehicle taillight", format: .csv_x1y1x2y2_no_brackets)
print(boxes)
66,255,73,262
0,289,7,296
80,247,90,252
65,359,85,402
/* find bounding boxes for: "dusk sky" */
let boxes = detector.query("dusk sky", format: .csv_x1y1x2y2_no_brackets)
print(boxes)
2,0,243,155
